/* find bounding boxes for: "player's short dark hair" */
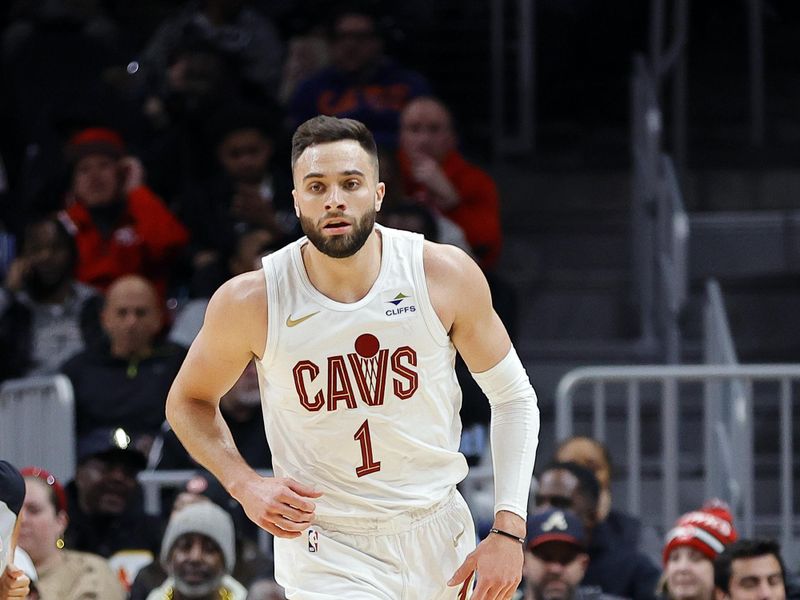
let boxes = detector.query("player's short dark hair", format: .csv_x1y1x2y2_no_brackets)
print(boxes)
714,538,786,594
291,115,378,175
543,461,601,508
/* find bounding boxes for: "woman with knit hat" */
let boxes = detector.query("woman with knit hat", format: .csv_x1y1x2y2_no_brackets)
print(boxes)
661,500,738,600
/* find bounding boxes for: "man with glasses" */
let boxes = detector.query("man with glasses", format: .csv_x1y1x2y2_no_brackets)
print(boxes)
534,462,660,600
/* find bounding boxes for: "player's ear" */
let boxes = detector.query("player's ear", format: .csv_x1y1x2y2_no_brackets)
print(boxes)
375,182,385,212
292,189,300,218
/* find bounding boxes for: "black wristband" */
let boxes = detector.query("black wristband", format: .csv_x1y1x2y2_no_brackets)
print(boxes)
489,527,525,545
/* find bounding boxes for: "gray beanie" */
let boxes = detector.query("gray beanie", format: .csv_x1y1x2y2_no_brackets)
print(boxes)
160,502,236,572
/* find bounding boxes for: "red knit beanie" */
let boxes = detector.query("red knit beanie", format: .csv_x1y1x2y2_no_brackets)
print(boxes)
662,499,738,564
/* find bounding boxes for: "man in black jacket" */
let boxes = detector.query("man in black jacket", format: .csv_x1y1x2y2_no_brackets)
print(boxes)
65,427,164,590
61,274,185,448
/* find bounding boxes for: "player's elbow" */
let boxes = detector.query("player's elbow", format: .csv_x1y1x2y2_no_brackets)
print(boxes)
165,379,189,430
165,378,218,433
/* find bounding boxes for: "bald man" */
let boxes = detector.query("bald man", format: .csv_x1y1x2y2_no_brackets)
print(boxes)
101,275,165,360
61,275,187,442
397,97,503,269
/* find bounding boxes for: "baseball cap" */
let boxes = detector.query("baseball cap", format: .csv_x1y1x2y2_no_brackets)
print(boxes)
527,508,586,551
65,127,125,163
77,428,148,472
663,499,738,564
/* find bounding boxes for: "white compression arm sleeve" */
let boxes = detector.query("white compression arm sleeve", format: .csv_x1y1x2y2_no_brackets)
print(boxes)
471,346,539,520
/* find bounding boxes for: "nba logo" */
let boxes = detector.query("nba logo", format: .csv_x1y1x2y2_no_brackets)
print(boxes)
308,529,319,553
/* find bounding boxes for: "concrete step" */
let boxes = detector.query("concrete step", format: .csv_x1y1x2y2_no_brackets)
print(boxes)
494,167,630,219
498,222,631,285
517,284,637,340
684,169,800,211
682,276,800,362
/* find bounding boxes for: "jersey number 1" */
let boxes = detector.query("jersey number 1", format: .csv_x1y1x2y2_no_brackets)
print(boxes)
354,419,381,477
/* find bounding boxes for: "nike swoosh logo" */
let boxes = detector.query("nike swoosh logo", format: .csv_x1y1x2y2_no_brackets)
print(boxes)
286,311,321,327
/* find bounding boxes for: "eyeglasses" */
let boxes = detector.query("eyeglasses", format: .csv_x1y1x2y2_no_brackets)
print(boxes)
534,494,574,509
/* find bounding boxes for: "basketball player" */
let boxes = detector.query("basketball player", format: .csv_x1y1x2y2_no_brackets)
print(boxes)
166,116,539,599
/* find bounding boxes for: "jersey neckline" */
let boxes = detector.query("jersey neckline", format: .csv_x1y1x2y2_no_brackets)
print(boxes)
290,224,393,311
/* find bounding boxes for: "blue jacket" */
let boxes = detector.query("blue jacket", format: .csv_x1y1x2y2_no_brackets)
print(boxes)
289,58,431,147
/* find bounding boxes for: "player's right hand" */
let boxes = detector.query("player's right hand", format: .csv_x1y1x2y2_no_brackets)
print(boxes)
0,565,31,599
237,476,322,539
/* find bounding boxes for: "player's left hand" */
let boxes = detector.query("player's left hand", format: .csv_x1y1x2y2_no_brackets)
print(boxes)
447,531,523,600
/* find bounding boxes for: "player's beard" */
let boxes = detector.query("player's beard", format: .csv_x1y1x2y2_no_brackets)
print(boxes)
300,208,376,259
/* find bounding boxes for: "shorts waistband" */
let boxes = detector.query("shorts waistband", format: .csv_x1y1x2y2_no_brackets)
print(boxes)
313,488,462,535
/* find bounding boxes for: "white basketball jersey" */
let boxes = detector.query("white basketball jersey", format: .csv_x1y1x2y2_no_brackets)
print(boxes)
256,225,469,519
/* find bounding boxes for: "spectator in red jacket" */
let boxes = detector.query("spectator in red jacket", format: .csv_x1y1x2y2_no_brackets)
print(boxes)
397,96,502,270
59,128,189,297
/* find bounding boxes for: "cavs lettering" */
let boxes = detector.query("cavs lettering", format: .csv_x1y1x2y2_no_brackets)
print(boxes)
261,228,466,490
292,333,419,412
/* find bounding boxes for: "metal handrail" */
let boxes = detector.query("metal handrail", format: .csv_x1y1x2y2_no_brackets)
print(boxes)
701,278,752,531
631,54,661,348
703,279,738,364
0,375,76,483
649,0,690,173
556,364,798,432
490,0,535,156
631,55,689,362
555,363,800,554
657,155,689,362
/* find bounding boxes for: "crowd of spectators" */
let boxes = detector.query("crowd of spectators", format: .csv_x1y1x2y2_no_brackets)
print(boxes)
0,1,509,597
512,437,792,600
518,504,788,600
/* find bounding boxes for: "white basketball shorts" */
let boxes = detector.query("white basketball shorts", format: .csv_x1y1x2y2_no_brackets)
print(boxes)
274,489,476,599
